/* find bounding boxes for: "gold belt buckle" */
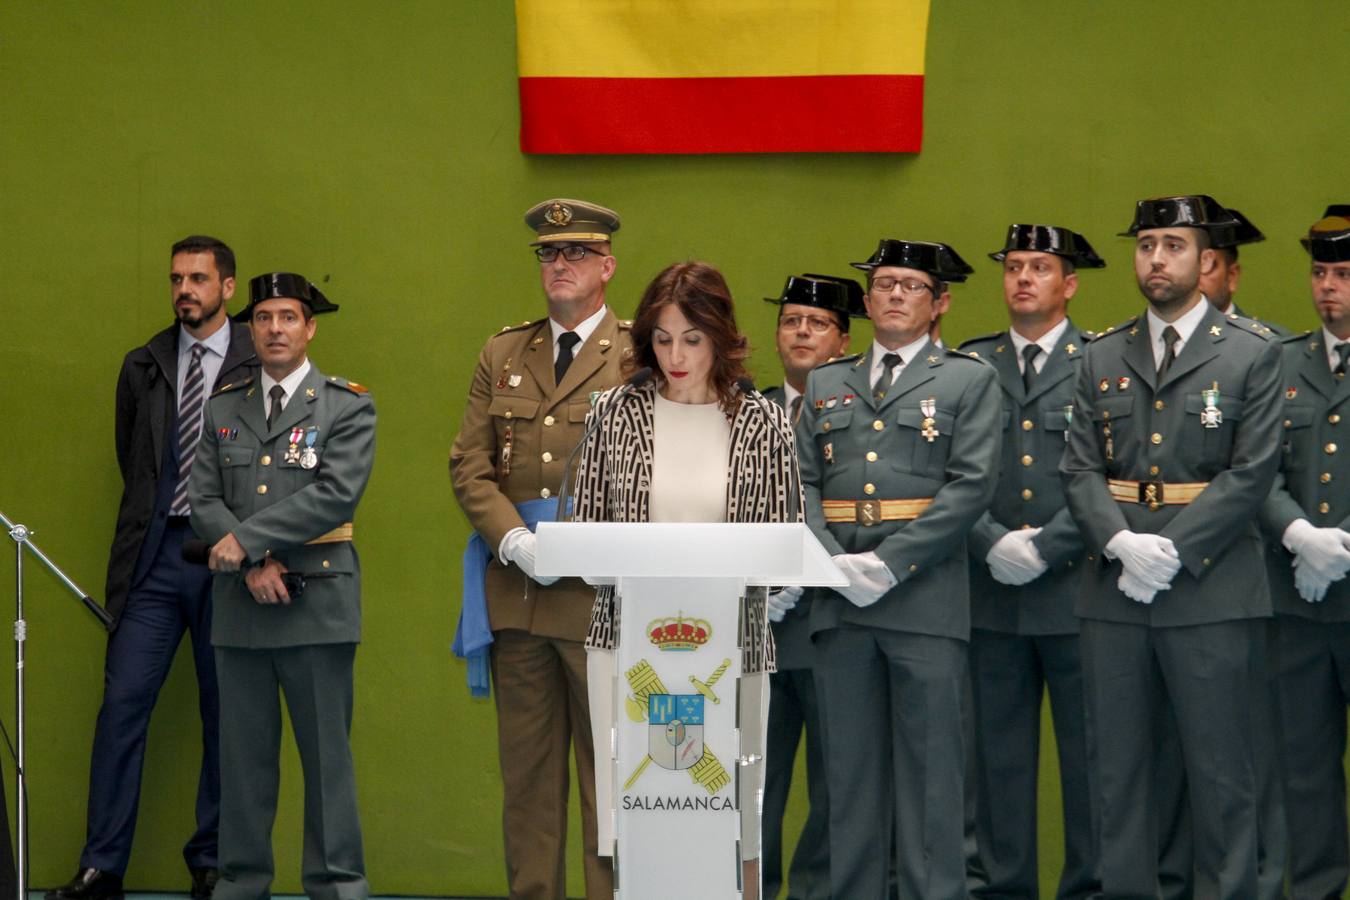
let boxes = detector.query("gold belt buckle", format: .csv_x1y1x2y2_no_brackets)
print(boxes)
1138,481,1163,509
857,499,881,526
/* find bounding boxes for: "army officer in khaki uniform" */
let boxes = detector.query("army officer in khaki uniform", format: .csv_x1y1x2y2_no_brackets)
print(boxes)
1259,208,1350,899
449,198,630,900
959,225,1104,900
190,273,375,900
796,239,1001,900
1060,196,1282,900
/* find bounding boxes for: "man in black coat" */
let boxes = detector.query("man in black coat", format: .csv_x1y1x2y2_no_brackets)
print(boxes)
47,236,257,900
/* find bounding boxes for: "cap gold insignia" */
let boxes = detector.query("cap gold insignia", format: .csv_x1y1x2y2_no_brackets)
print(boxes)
544,202,573,226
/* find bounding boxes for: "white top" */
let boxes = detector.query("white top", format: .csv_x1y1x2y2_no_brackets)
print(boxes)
1146,297,1209,369
1009,317,1069,375
260,358,312,420
650,392,730,523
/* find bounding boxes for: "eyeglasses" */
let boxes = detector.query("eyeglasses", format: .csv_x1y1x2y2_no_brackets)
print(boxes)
870,276,935,297
535,245,605,263
779,314,839,334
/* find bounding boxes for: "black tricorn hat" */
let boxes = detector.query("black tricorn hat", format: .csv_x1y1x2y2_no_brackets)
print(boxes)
1209,207,1265,249
1301,213,1350,263
764,273,866,318
850,239,974,283
1119,195,1238,237
988,224,1106,269
234,273,340,322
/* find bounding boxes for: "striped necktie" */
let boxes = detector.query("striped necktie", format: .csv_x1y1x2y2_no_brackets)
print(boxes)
170,343,206,515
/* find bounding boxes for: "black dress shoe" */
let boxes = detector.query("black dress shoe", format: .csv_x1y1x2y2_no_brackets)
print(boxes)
45,869,124,900
189,866,219,900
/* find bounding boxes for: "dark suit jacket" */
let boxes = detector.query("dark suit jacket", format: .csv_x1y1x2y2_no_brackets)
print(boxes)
1261,330,1350,621
1060,304,1282,626
105,321,256,627
959,322,1087,635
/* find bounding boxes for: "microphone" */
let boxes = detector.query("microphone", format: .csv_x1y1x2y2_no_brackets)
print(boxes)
554,367,653,522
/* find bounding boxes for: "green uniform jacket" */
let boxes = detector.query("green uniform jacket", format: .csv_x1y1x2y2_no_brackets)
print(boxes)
795,340,1002,640
190,363,376,648
1060,304,1281,626
1261,330,1350,621
959,321,1088,636
764,384,814,668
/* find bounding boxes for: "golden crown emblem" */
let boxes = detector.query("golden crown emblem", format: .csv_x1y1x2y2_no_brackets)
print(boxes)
647,612,712,651
544,202,573,226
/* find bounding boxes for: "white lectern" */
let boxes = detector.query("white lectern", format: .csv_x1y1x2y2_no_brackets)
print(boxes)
536,522,845,899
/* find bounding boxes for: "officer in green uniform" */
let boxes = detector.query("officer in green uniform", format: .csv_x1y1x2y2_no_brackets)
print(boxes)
1156,199,1289,900
190,273,375,900
1060,196,1282,900
796,239,1001,900
1259,207,1350,899
761,273,861,900
1201,206,1290,336
958,224,1104,900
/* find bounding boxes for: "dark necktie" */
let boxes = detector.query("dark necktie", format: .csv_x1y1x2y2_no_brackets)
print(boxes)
170,343,206,515
1021,344,1042,393
555,331,581,385
789,395,803,425
266,384,286,430
874,352,903,399
1335,343,1350,378
1157,325,1180,381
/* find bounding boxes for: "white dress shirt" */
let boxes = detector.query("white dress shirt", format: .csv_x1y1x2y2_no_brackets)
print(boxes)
1146,297,1210,370
549,305,607,363
260,359,313,421
1009,317,1069,376
1323,327,1350,373
869,334,934,389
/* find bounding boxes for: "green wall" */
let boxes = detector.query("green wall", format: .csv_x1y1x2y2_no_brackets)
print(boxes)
0,1,1345,895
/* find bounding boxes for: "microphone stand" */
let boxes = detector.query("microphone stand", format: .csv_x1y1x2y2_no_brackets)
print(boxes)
1,509,113,900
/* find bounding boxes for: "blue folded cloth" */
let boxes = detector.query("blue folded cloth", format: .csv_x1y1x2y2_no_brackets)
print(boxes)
453,498,569,698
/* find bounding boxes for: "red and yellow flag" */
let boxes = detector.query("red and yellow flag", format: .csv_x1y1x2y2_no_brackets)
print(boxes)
516,1,930,154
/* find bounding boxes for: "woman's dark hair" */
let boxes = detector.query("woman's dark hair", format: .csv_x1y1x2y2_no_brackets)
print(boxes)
625,261,751,411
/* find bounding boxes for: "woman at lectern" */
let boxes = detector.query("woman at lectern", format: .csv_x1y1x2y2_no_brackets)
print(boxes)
571,260,802,895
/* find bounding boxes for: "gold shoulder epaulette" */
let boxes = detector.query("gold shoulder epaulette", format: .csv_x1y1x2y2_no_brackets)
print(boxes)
211,376,253,397
326,376,370,395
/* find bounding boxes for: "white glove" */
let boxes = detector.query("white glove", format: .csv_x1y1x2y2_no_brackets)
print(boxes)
498,527,560,587
986,528,1049,586
1105,530,1181,587
1294,560,1332,603
1283,519,1350,581
831,552,898,608
1117,568,1159,604
767,585,805,622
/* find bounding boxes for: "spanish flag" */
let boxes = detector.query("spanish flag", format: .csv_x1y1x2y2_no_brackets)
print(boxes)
516,1,930,154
